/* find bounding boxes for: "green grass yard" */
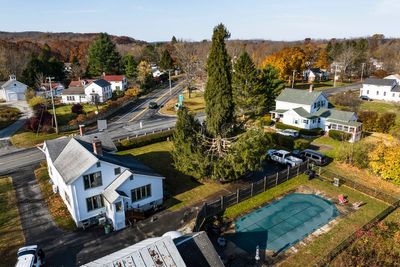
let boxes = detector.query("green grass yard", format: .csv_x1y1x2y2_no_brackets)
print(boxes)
118,141,228,211
0,176,25,266
11,130,76,148
50,104,105,126
294,80,351,91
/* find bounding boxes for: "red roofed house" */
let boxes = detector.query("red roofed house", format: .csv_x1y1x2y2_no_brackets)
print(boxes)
102,75,128,92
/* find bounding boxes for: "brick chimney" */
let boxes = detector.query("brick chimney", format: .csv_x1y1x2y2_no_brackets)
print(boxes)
92,137,103,156
309,84,314,92
79,124,85,136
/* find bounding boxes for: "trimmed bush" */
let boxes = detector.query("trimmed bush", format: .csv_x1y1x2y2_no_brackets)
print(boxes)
116,129,174,150
329,129,352,141
275,122,324,136
257,116,273,127
294,139,311,150
272,133,294,149
71,103,83,114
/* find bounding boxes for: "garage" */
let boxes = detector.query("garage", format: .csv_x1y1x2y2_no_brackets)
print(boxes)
7,92,25,101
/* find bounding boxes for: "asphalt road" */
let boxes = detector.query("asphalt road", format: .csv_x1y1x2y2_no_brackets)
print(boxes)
0,148,44,175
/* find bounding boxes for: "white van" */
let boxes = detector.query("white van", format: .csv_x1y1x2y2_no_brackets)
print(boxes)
15,245,45,267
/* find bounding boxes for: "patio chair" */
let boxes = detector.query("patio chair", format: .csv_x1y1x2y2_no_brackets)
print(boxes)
338,194,348,205
352,201,365,209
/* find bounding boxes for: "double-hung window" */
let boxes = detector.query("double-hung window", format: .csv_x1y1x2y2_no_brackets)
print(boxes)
83,171,102,190
131,184,152,202
86,195,104,211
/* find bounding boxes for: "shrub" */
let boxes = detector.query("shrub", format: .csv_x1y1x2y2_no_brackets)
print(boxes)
335,141,374,168
28,96,47,108
275,122,324,136
257,116,273,127
125,87,140,97
116,129,174,150
293,139,311,150
330,91,361,112
329,130,352,141
271,133,294,149
71,103,83,114
24,110,53,133
358,110,378,132
376,112,396,133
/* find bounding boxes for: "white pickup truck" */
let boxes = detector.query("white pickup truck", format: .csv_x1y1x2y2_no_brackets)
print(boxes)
269,149,303,167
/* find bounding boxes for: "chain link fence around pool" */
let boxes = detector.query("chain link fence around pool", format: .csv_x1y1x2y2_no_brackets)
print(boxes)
313,166,400,266
194,161,309,232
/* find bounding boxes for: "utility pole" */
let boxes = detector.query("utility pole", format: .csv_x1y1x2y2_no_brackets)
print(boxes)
333,64,338,87
291,70,296,88
168,69,172,95
360,63,365,82
47,77,58,134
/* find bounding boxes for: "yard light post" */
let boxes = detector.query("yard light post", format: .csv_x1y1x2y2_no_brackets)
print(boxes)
47,76,58,134
255,245,260,264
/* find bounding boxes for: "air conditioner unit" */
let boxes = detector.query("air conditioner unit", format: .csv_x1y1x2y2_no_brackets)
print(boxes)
98,217,106,225
52,185,58,193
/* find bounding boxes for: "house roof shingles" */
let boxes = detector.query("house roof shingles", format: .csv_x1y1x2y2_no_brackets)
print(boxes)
363,78,396,86
44,134,161,185
314,108,355,122
92,79,111,88
61,86,85,95
276,88,325,105
102,75,125,82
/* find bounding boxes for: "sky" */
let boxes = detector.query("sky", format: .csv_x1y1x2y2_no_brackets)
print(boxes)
1,0,399,42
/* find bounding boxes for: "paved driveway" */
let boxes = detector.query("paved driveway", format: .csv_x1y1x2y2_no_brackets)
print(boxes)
10,165,203,266
0,100,33,139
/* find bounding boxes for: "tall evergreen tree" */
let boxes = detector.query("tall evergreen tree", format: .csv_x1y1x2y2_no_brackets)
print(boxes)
204,24,234,137
232,51,260,116
122,54,137,79
258,64,285,112
171,36,178,44
159,49,174,70
87,33,121,76
172,108,207,179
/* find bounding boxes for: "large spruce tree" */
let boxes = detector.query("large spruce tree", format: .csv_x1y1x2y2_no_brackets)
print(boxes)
232,51,260,116
258,64,285,112
204,24,234,137
87,33,121,76
159,49,174,71
172,108,208,179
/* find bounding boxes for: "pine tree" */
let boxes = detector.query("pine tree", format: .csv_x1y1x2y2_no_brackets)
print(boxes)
204,24,234,137
171,36,178,44
172,108,208,179
122,54,137,79
87,33,121,76
232,51,260,116
159,49,174,71
258,64,285,112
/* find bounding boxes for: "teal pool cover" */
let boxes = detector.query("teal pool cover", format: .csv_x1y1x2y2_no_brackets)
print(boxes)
228,193,339,253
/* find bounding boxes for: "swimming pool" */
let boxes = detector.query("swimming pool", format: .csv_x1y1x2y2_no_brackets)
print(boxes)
228,193,339,253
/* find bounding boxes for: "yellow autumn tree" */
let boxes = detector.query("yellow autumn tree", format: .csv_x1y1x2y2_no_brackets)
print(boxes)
261,47,306,82
369,142,400,185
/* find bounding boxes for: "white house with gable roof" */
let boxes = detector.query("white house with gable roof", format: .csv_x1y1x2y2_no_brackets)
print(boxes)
0,75,28,101
40,133,164,230
271,87,362,142
61,79,112,104
360,78,400,102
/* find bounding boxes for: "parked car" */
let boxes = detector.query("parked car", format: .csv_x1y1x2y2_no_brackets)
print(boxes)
299,149,328,166
359,95,372,101
16,245,45,267
270,149,303,167
148,101,158,109
278,129,300,138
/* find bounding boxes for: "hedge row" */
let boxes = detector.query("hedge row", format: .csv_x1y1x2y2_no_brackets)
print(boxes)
328,129,352,141
275,122,324,136
116,129,174,150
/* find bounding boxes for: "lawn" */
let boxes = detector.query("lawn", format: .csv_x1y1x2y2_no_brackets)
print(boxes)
159,91,205,116
118,141,228,211
0,176,25,266
360,100,400,125
0,105,21,130
50,104,105,126
11,130,76,148
34,162,76,231
294,80,351,91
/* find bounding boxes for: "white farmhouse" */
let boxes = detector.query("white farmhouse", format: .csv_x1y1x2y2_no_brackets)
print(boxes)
41,133,164,231
61,79,112,104
271,88,362,142
360,78,400,102
102,75,128,92
0,75,28,101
